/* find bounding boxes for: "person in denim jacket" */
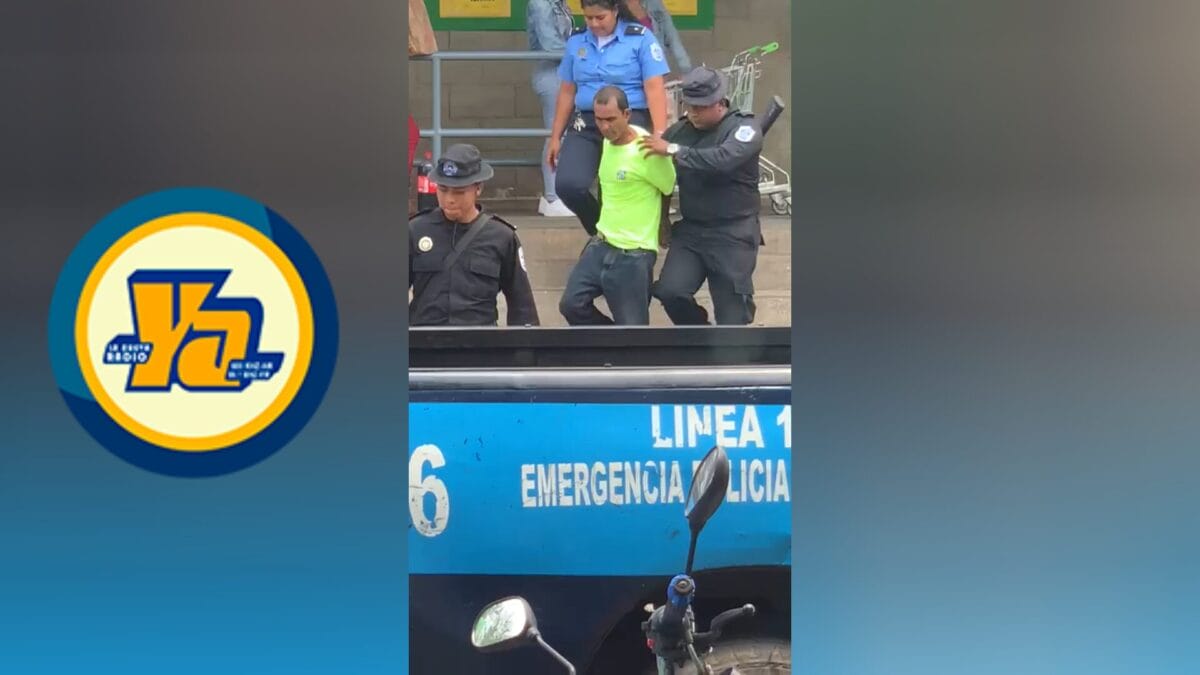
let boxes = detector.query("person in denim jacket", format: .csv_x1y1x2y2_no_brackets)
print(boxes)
526,0,577,217
624,0,692,73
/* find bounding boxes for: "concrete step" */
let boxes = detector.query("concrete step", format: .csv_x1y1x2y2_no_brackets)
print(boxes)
498,290,791,328
523,253,792,294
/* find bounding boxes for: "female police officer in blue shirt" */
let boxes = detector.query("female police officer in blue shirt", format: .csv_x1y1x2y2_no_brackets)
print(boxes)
545,0,671,237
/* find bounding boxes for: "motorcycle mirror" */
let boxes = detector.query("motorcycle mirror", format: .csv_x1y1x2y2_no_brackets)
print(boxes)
470,596,579,674
685,445,731,532
470,596,537,652
683,445,731,574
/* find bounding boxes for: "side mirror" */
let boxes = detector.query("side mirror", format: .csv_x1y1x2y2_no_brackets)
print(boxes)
685,445,731,536
470,596,537,653
470,596,579,673
682,445,732,575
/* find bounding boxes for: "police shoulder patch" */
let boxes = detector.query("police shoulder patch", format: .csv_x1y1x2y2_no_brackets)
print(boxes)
650,42,664,62
734,125,757,142
625,24,646,35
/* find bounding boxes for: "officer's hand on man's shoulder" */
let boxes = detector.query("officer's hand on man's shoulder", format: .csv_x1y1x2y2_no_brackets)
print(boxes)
638,135,670,157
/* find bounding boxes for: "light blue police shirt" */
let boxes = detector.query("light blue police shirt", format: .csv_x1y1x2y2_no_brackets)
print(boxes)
556,20,670,112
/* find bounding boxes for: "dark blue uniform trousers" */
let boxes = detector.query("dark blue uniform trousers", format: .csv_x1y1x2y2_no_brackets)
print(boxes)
653,237,759,325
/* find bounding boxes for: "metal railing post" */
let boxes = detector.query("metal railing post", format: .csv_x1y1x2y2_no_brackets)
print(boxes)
411,50,561,166
431,52,444,161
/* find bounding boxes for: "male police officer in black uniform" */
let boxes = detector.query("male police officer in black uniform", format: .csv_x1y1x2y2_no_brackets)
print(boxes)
638,67,763,325
409,144,540,326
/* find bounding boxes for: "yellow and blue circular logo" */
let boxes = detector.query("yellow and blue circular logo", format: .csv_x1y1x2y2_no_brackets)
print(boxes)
48,188,338,477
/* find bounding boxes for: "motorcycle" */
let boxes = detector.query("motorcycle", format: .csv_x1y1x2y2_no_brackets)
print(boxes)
468,445,757,675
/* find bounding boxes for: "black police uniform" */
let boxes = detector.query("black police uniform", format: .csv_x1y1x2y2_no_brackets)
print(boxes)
653,71,764,326
407,144,540,327
408,209,539,326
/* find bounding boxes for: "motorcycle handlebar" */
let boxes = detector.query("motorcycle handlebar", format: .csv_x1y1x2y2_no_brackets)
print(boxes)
660,599,688,632
660,575,695,631
694,604,756,643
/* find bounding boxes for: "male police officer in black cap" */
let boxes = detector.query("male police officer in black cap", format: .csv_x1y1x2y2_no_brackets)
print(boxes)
638,67,763,325
409,144,540,326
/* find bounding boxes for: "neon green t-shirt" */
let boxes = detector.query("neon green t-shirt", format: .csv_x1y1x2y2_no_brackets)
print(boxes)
596,126,677,251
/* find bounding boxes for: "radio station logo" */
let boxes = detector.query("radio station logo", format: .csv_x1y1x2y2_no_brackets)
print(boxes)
48,188,338,477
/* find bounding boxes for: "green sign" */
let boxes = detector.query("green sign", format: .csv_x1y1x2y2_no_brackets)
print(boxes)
424,0,714,32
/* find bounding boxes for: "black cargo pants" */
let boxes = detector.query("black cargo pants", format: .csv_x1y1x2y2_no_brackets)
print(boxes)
652,236,758,326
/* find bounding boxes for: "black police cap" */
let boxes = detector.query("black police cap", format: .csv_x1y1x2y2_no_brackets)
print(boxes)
680,67,728,106
434,143,495,187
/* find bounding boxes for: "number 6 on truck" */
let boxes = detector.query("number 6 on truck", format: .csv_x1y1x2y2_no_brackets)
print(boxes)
410,444,450,537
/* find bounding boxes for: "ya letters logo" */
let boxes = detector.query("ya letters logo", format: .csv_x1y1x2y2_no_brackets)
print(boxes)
49,188,338,477
106,270,284,392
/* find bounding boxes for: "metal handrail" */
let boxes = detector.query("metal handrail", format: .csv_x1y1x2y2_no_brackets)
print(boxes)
410,50,561,164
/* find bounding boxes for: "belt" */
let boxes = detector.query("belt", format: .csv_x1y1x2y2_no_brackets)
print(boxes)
594,232,653,254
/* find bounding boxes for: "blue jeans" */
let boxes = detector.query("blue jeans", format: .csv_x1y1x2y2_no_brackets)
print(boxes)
532,64,561,202
559,238,657,325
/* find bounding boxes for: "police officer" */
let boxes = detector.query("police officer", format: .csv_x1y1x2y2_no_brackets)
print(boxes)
409,144,540,327
638,67,764,325
547,0,671,237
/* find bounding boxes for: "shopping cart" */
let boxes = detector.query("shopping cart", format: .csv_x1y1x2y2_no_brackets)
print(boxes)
665,42,792,216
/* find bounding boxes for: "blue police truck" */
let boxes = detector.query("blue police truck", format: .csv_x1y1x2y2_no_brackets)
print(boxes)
409,327,792,674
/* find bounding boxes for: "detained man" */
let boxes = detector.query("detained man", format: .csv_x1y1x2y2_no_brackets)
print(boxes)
558,86,676,326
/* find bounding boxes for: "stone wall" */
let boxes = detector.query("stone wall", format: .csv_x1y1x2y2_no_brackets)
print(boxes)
408,1,792,206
